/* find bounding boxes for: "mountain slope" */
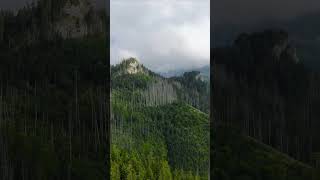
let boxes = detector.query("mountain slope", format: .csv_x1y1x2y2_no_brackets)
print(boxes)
111,58,209,179
212,125,320,180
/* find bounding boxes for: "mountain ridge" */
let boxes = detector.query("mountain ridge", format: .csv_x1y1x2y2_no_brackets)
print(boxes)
159,64,209,79
111,58,209,112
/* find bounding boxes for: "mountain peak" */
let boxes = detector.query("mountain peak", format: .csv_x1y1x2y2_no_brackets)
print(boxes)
233,29,299,63
121,57,140,65
54,0,103,39
113,58,149,75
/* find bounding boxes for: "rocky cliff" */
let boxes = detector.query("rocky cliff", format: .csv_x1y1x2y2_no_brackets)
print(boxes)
0,0,105,47
53,0,104,38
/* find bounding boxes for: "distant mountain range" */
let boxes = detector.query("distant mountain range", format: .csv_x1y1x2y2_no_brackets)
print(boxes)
159,65,210,80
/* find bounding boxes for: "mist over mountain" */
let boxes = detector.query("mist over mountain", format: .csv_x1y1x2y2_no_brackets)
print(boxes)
159,64,209,80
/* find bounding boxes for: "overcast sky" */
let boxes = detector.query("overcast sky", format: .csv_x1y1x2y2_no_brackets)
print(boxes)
111,0,210,72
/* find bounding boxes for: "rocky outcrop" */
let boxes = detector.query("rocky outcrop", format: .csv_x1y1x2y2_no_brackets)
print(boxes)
124,59,144,74
284,45,300,63
234,30,300,63
113,58,149,76
0,0,105,46
53,0,103,39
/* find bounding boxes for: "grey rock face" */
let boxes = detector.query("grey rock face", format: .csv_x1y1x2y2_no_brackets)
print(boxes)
53,0,103,39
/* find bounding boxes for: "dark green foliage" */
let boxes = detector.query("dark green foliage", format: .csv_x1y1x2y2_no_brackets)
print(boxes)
173,71,207,92
111,73,153,90
111,143,172,180
111,102,209,179
172,71,209,113
146,103,209,174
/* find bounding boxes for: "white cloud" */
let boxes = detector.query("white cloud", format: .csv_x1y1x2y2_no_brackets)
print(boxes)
172,16,210,61
111,48,140,64
110,0,210,72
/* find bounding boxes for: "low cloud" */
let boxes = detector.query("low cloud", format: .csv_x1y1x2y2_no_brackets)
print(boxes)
111,0,210,72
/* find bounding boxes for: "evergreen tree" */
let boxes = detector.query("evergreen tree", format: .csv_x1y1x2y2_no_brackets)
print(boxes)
158,160,172,180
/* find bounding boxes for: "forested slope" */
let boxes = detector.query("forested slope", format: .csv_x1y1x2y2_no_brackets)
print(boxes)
111,58,209,179
212,125,320,180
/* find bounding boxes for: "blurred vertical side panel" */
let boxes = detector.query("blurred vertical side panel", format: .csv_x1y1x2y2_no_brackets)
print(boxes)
0,0,109,179
211,0,320,179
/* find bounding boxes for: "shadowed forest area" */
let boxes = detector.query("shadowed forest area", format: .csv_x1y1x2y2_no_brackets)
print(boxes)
0,0,109,179
212,30,320,179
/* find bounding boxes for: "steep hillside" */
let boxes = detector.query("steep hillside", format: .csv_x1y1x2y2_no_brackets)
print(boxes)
212,125,320,180
111,58,209,179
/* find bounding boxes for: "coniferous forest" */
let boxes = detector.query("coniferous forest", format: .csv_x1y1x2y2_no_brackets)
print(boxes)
0,0,108,179
110,58,210,179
